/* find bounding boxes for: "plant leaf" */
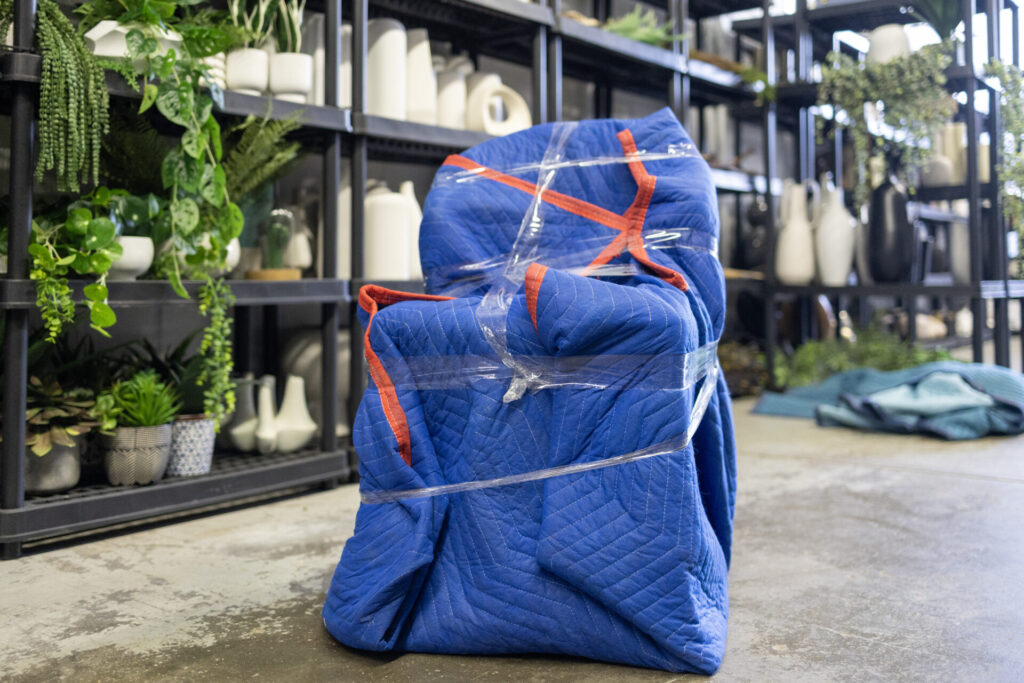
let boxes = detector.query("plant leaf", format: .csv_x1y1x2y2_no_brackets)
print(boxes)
140,83,159,113
83,283,108,302
83,218,117,250
171,198,200,234
90,301,117,328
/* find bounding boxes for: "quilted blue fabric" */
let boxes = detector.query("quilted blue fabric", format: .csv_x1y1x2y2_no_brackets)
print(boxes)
323,109,737,674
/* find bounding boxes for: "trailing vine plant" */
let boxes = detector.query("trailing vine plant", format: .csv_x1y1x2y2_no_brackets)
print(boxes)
0,0,109,191
984,59,1024,270
817,42,957,209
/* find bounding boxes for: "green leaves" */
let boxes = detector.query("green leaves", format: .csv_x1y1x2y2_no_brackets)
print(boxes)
170,198,200,234
83,217,117,250
155,79,195,127
140,83,159,113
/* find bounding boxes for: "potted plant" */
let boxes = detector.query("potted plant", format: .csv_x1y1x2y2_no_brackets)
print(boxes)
78,187,161,281
96,370,181,485
268,0,311,103
19,378,98,494
226,0,277,95
135,334,217,477
247,208,301,280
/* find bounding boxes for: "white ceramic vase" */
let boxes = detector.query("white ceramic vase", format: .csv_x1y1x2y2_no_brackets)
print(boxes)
367,18,407,119
364,183,411,279
228,373,258,452
281,330,351,438
226,48,269,96
942,122,967,184
815,188,856,286
775,185,816,286
336,163,352,279
275,375,318,453
340,23,352,108
405,28,437,125
283,226,314,270
255,375,277,454
109,236,154,281
437,65,467,129
269,52,314,103
302,13,326,106
866,24,911,64
401,180,423,280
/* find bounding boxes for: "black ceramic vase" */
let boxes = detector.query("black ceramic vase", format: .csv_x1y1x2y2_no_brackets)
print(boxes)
867,175,915,282
739,193,770,270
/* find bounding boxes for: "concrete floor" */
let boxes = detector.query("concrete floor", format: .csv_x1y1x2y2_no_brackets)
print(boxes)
3,398,1024,682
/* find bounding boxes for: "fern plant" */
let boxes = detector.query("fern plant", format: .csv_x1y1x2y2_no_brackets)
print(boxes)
223,114,302,201
603,6,682,47
0,0,109,191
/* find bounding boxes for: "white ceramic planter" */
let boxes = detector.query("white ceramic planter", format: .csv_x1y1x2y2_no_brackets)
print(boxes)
226,48,269,96
866,24,911,64
25,437,82,494
269,52,314,103
102,424,173,485
85,21,180,70
109,236,154,281
367,18,407,119
405,28,437,125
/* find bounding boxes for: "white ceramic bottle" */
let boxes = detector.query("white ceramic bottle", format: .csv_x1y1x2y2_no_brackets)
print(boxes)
367,18,406,119
815,187,857,286
401,180,424,280
775,184,816,286
405,28,437,125
255,376,278,454
437,63,468,129
364,182,411,280
228,373,258,452
275,375,318,453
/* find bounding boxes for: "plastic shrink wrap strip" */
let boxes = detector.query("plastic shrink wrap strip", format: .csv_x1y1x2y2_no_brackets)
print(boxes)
323,108,737,675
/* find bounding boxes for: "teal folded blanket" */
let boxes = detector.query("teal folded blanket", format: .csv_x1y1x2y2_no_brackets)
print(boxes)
754,361,1024,440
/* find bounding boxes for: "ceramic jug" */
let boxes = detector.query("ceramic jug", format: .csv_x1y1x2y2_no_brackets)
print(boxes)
275,375,318,453
775,184,816,285
367,18,406,119
815,187,856,286
405,28,437,125
867,172,915,282
866,24,911,64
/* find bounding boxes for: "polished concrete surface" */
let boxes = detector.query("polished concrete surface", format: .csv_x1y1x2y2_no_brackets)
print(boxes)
3,398,1023,682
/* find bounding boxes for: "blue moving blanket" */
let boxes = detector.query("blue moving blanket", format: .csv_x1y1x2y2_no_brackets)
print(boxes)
756,361,1024,440
323,110,736,674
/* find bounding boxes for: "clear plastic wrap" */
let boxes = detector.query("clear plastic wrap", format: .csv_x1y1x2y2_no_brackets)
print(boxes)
360,120,721,504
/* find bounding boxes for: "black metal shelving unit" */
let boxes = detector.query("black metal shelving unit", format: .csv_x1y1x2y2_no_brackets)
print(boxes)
744,0,1024,381
3,0,768,557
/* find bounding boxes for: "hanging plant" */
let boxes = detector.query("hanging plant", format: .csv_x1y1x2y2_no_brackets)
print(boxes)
817,42,957,209
0,0,109,191
984,59,1024,267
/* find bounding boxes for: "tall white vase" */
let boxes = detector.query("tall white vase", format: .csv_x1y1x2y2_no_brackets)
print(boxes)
255,376,278,454
336,163,352,279
866,24,911,64
365,183,411,279
437,66,468,129
228,373,258,452
367,18,406,120
405,29,437,125
775,186,816,286
815,188,857,286
942,122,967,184
275,376,318,453
401,181,423,280
340,23,352,108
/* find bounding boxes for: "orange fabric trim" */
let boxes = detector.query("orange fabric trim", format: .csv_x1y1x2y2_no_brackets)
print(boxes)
524,263,548,331
359,285,454,466
443,155,629,233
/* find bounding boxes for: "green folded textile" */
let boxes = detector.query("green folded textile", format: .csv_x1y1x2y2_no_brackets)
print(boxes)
754,361,1024,440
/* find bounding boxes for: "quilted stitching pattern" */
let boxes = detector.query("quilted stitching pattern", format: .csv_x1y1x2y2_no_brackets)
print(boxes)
323,109,737,675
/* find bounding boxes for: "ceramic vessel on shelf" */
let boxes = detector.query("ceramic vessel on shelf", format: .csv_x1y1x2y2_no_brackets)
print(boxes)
437,63,468,129
979,142,991,183
466,73,532,136
198,52,226,91
228,373,258,452
339,23,352,107
774,182,816,286
739,193,769,270
269,52,314,103
85,21,180,70
282,330,352,438
867,170,914,282
109,236,154,280
364,181,411,279
401,180,423,280
367,18,406,119
941,122,967,184
255,375,277,454
275,375,318,453
166,416,215,477
102,424,173,485
283,225,314,271
226,48,269,96
815,186,856,286
405,28,437,125
25,437,82,494
865,24,911,64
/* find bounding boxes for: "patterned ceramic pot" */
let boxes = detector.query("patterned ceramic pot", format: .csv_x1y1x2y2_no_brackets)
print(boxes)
167,416,215,477
25,437,83,494
102,424,172,485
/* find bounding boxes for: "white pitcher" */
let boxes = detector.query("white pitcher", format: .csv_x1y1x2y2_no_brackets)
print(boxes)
815,187,857,286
